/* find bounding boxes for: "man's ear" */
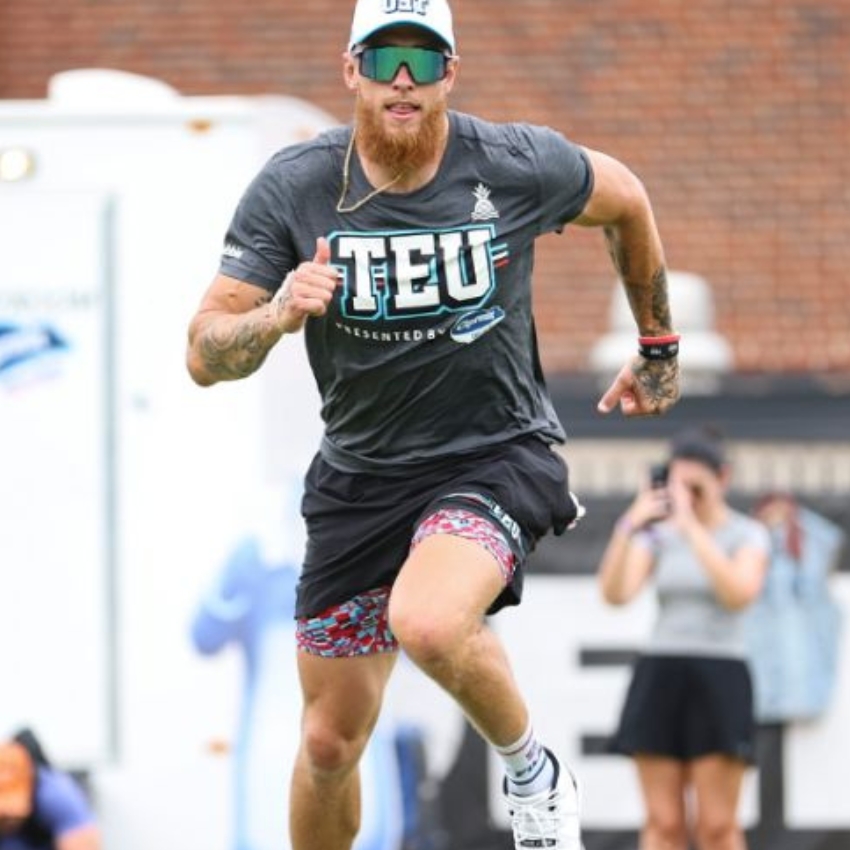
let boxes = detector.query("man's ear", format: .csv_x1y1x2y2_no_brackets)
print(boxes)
343,53,359,91
443,55,460,91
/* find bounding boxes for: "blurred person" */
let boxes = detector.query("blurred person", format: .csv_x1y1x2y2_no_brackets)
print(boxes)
745,492,845,724
190,490,403,850
598,426,770,850
184,0,681,847
0,730,100,850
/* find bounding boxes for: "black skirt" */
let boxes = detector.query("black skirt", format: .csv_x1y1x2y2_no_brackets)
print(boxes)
608,654,757,764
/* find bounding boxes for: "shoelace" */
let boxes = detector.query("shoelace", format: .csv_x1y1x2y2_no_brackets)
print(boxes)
509,787,568,848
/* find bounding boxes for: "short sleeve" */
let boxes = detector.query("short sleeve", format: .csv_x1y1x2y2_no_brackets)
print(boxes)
745,518,772,554
218,158,298,292
529,127,594,233
33,768,96,836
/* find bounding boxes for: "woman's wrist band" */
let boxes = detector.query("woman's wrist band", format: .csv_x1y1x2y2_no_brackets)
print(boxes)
616,517,636,537
638,333,680,361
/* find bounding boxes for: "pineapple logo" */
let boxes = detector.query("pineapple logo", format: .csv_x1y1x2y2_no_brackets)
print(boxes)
471,183,499,221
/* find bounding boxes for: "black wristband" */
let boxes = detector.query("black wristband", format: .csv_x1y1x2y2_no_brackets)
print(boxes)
638,334,680,360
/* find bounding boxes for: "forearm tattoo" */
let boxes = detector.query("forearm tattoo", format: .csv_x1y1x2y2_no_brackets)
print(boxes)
644,266,673,332
196,297,281,381
603,226,673,334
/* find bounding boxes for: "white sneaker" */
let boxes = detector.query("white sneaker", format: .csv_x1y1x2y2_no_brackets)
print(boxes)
504,749,582,849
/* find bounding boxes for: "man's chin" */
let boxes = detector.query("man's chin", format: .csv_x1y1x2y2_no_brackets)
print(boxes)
356,101,444,173
371,133,423,169
382,113,421,136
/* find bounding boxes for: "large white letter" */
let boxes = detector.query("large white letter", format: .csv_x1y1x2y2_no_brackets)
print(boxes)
337,236,386,313
390,233,440,311
443,228,492,302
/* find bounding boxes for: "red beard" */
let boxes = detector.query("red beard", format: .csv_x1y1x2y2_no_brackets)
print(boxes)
354,96,447,176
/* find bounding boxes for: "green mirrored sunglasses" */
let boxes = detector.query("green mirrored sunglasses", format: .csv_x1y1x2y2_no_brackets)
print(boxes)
356,46,450,85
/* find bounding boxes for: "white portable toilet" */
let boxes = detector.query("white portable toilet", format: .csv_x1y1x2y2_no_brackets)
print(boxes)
0,69,336,850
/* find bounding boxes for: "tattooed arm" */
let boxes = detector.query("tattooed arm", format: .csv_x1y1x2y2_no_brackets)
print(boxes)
187,237,339,387
573,147,680,416
186,274,284,386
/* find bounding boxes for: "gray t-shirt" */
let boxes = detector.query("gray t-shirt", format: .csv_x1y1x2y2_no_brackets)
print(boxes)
219,111,594,472
635,510,771,658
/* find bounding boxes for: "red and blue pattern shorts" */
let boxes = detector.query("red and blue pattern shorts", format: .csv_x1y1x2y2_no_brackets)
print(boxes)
294,437,581,657
296,508,517,658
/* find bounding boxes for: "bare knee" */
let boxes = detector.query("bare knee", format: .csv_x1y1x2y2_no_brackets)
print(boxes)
389,606,460,672
644,810,689,850
300,718,369,778
694,814,741,850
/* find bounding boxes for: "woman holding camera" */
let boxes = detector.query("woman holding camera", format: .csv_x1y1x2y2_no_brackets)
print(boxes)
598,426,770,850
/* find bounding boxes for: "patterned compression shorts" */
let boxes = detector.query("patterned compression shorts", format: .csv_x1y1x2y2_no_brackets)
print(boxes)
295,508,517,658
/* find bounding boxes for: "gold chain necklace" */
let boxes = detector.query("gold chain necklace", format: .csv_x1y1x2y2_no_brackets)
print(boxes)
336,129,404,214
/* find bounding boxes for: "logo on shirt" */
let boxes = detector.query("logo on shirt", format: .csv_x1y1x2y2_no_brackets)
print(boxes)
470,183,499,222
332,225,505,322
222,242,244,260
450,307,505,344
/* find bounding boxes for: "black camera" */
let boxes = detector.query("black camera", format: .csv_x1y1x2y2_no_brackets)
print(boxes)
649,462,669,488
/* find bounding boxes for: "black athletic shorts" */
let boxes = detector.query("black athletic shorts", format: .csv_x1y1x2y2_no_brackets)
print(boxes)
608,654,757,764
295,435,580,619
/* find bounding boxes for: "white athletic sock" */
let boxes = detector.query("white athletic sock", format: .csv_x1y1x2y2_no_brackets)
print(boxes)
497,724,555,797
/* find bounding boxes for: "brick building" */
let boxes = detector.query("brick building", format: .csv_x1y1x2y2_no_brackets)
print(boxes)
2,0,848,376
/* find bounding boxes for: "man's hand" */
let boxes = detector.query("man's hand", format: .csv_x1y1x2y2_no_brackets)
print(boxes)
597,356,680,417
186,235,339,387
272,236,340,334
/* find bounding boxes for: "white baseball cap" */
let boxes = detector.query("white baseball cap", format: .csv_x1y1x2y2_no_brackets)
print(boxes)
348,0,456,53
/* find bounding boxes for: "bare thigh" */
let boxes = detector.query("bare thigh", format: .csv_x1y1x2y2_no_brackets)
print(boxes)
297,650,397,768
391,532,506,635
689,755,747,834
635,755,689,845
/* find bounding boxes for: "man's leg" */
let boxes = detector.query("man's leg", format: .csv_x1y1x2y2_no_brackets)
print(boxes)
290,650,396,850
389,532,526,744
389,530,580,849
